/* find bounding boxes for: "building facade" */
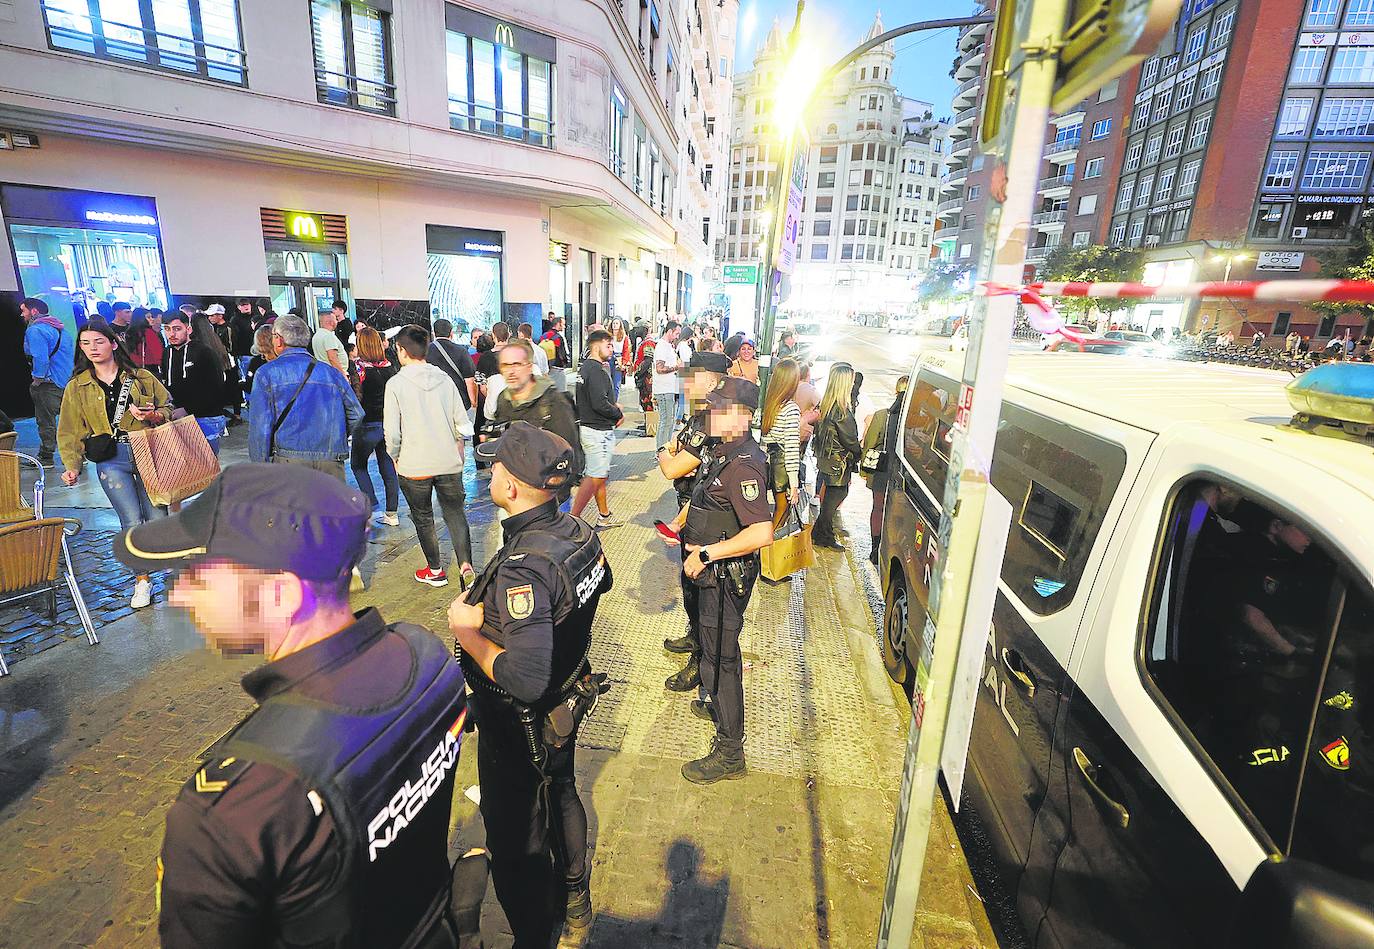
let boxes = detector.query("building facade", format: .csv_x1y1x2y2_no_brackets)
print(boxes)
935,7,995,266
0,0,734,414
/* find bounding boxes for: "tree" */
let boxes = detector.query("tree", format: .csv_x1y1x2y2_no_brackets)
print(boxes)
1037,244,1145,318
917,261,972,305
1313,215,1374,318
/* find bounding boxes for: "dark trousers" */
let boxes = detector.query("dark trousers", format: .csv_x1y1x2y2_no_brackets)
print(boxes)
349,421,399,513
694,565,757,752
813,482,849,545
475,702,587,948
29,380,62,463
399,473,473,570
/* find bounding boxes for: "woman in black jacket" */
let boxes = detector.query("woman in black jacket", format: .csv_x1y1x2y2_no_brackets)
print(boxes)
812,364,863,551
350,326,400,526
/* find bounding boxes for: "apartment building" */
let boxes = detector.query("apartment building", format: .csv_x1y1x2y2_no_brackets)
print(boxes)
0,0,736,414
934,6,995,266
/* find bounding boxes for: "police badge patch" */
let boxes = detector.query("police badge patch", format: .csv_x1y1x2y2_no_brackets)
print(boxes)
506,584,535,619
741,479,759,501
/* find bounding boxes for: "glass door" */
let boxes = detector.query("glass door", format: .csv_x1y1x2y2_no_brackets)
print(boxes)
269,282,299,317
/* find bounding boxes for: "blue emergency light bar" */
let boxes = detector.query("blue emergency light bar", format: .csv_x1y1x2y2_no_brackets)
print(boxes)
1287,363,1374,427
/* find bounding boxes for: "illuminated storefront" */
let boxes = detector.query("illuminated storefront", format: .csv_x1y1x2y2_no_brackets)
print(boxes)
260,207,351,326
426,224,504,333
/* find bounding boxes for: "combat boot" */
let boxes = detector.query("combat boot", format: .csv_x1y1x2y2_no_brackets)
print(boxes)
566,881,592,930
682,740,746,784
665,655,701,692
689,699,716,722
663,630,696,653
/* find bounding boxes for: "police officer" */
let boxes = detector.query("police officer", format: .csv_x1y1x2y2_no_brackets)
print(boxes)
657,350,731,693
680,377,775,784
114,463,469,948
448,422,613,945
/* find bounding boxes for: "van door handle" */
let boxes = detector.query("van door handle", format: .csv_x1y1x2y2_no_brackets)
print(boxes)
1072,747,1130,829
1001,647,1036,698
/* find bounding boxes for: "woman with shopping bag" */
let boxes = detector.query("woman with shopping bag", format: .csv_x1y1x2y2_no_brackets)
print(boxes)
57,320,173,609
811,364,863,552
760,357,803,532
861,374,909,566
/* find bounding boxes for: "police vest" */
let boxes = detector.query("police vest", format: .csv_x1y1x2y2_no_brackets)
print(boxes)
683,438,760,547
211,622,467,949
460,516,610,710
673,411,716,505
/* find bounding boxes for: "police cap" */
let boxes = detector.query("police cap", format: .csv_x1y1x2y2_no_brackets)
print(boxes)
475,421,575,490
705,376,760,412
114,463,370,580
679,351,731,375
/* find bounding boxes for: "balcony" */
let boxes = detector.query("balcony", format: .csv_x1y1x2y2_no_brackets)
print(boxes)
955,106,978,128
952,138,973,157
1038,173,1074,194
955,47,985,81
953,74,982,106
1044,135,1082,161
936,196,963,215
943,167,968,188
1052,109,1086,127
933,225,959,244
959,20,990,51
1026,245,1055,262
1032,210,1067,227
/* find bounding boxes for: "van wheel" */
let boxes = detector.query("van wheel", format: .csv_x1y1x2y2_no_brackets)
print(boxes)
883,572,913,688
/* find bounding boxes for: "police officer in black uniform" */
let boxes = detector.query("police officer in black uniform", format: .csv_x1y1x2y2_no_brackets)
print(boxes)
657,351,731,693
679,376,775,784
449,422,613,946
114,463,469,948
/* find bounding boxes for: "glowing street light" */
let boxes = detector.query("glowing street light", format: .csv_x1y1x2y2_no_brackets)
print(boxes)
771,34,826,135
1214,250,1250,282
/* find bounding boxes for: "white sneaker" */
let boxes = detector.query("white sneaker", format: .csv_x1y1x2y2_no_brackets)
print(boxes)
375,511,400,527
350,566,366,593
131,577,152,610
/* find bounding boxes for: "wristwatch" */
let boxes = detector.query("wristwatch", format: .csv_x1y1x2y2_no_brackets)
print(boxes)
698,547,712,564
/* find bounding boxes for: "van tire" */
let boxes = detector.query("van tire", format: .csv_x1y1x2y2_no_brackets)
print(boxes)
883,570,914,690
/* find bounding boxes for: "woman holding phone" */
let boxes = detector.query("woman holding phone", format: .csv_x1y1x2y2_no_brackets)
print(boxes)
57,320,173,609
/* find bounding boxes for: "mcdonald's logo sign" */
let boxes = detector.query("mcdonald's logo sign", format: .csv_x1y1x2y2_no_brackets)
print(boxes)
494,23,516,48
287,212,322,240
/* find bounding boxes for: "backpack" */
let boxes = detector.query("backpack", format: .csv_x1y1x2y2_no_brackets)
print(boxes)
539,338,557,363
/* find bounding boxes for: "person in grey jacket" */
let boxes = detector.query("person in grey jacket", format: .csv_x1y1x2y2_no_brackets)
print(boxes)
385,324,476,590
812,364,863,551
571,330,624,524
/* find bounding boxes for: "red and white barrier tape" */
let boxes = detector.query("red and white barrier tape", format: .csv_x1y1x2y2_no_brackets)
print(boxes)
1028,279,1374,303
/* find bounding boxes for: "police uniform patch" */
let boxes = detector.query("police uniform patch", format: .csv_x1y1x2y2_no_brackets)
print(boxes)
1324,690,1355,710
506,584,535,619
741,479,759,501
1321,737,1351,771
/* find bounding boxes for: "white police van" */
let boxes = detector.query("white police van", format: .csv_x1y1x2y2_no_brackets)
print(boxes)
879,351,1374,947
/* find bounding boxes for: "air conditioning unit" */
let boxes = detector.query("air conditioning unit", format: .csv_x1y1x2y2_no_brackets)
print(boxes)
1292,227,1308,239
1144,235,1161,247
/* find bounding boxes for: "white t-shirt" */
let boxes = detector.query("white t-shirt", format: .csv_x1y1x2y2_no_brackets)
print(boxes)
652,337,681,395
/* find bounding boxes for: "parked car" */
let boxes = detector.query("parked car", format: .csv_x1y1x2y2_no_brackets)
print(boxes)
880,351,1374,948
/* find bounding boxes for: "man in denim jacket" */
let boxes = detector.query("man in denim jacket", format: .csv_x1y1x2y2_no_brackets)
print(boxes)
248,314,362,481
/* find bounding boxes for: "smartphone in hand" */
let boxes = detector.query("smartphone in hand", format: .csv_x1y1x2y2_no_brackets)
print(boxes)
653,519,680,543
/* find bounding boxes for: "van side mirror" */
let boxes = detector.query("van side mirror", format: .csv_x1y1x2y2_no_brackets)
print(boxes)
1229,857,1374,948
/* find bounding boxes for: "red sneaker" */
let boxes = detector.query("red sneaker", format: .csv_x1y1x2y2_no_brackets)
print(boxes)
415,567,449,587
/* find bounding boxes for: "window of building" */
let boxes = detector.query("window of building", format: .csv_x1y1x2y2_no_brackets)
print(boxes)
968,184,981,199
1133,97,1152,132
1187,112,1212,150
1129,219,1145,244
815,195,833,212
1165,123,1186,158
1315,97,1374,138
819,145,838,163
1167,208,1189,241
1291,46,1329,84
1349,0,1374,26
1144,133,1163,165
1308,0,1340,26
1178,159,1202,196
310,0,394,113
1136,174,1154,208
42,0,246,83
1171,76,1194,115
1198,63,1224,101
1157,166,1176,200
1142,57,1160,86
1117,181,1135,212
841,243,854,260
1264,150,1300,189
1099,78,1120,101
1278,97,1315,138
1152,89,1174,122
962,214,977,228
811,243,829,260
1077,194,1098,215
1252,201,1286,239
608,85,627,176
813,219,832,236
959,243,972,258
1125,140,1143,171
1111,221,1127,245
446,9,555,146
1302,149,1371,189
1072,230,1091,247
1084,156,1105,178
848,168,862,187
1272,311,1292,335
817,171,836,188
1210,6,1236,48
1331,47,1374,83
1091,118,1112,140
1183,26,1207,64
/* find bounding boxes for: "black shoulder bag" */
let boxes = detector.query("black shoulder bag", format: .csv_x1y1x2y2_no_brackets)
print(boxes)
268,361,317,459
83,375,135,463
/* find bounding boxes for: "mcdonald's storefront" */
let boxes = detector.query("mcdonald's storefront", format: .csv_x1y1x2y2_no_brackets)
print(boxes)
260,207,351,327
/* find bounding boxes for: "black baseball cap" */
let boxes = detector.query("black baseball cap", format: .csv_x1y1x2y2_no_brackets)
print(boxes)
706,376,760,411
114,463,370,580
475,421,575,490
679,351,730,375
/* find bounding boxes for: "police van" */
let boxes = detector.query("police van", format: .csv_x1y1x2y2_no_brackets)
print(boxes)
880,351,1374,948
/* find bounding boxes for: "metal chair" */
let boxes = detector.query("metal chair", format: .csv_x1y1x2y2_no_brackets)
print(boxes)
0,441,33,525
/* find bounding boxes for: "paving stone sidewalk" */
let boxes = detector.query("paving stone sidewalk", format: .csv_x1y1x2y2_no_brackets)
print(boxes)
0,424,995,948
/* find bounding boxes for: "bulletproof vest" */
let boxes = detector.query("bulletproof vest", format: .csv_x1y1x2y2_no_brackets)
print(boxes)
683,438,757,547
673,411,716,504
211,622,467,949
460,515,610,710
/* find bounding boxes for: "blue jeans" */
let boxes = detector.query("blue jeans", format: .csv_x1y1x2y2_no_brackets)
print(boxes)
350,421,399,513
237,356,253,407
196,415,226,457
96,442,161,535
654,392,680,449
610,366,624,400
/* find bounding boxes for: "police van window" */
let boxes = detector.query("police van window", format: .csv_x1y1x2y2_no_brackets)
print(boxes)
1143,480,1342,848
1290,583,1374,876
901,371,957,502
988,404,1127,615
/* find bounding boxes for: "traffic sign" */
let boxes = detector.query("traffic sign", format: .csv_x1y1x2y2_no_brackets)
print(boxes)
776,132,809,275
723,264,758,284
1053,0,1182,111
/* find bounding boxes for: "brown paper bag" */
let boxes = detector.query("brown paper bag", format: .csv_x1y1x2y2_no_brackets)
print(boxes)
761,523,815,581
126,415,221,506
644,410,660,438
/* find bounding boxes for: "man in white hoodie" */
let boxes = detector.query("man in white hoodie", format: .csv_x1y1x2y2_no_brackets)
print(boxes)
385,325,476,590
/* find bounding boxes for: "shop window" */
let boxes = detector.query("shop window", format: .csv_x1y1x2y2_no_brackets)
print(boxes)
42,0,245,84
1272,312,1292,335
1319,314,1338,336
1253,203,1287,239
446,7,555,146
1142,480,1349,848
310,0,394,114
